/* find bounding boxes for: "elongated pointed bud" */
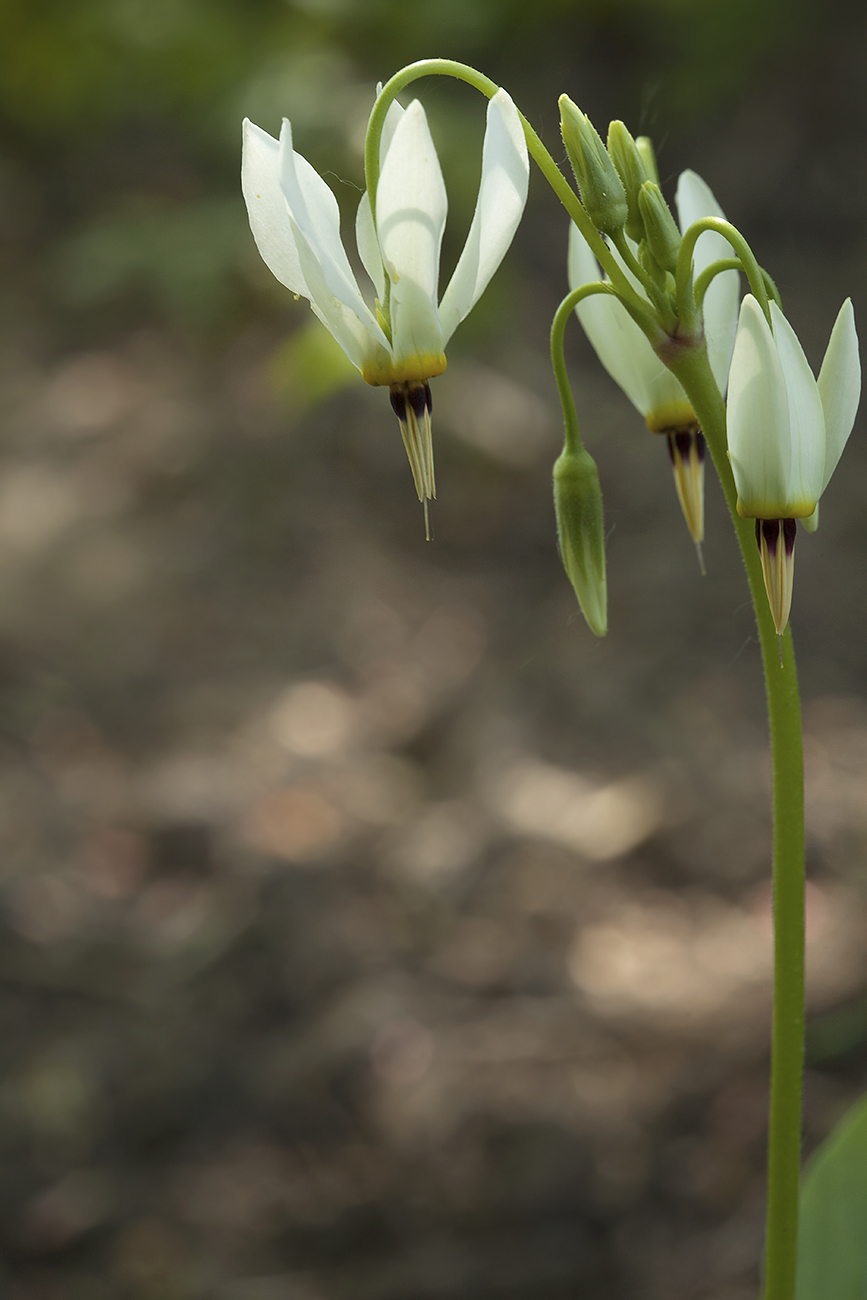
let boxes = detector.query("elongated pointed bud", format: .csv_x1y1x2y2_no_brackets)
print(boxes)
635,136,659,185
607,120,648,245
756,518,797,635
553,447,608,636
637,181,682,275
559,96,627,238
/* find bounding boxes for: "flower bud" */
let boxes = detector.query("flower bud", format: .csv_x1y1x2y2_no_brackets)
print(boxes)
635,135,659,185
637,181,682,275
559,96,627,238
553,446,608,636
606,120,648,245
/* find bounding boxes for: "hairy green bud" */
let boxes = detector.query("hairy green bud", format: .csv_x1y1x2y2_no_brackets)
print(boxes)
559,96,627,238
637,181,682,275
606,120,648,245
553,446,608,637
635,135,659,185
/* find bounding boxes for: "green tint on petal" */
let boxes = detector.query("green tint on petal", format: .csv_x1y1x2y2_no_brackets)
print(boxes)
567,224,685,418
817,298,861,491
241,119,309,298
675,170,740,396
355,191,385,302
769,300,825,510
277,120,385,357
438,88,529,344
376,100,448,367
727,295,795,518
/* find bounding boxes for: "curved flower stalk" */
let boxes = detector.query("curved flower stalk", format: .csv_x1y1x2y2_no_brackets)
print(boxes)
242,89,529,532
568,169,740,549
727,294,861,633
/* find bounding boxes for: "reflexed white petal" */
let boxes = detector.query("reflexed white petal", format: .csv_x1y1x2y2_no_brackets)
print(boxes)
769,301,825,508
379,95,406,162
277,123,371,317
355,191,385,301
675,170,726,264
727,296,793,515
438,88,529,343
277,120,388,368
241,119,309,297
568,220,604,293
376,100,448,364
568,224,685,417
287,218,390,372
817,298,861,491
675,170,740,395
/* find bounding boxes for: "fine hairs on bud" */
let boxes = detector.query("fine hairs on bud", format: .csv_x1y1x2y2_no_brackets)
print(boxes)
637,181,682,275
559,96,628,238
606,120,649,245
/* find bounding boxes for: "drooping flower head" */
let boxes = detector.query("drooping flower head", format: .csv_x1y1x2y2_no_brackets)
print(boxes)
568,165,741,550
242,89,529,531
726,294,860,633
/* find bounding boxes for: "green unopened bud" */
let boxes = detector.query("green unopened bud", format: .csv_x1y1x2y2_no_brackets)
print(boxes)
606,120,648,245
635,136,659,185
559,95,627,238
637,181,682,275
553,446,608,637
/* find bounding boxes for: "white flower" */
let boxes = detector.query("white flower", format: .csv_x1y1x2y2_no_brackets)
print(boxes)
242,89,529,518
726,294,860,633
567,170,740,429
567,171,740,549
727,295,860,521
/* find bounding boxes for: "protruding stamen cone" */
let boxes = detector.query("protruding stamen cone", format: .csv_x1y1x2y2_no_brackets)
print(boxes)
756,518,797,636
390,381,436,537
666,428,706,552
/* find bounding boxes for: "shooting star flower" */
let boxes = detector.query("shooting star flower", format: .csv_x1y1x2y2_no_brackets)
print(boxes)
242,88,529,533
568,170,740,548
727,294,860,634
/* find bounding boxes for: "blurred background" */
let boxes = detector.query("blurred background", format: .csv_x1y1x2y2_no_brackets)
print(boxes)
1,0,867,1296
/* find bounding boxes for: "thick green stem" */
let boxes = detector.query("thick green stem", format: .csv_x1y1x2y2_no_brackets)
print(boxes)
669,345,805,1300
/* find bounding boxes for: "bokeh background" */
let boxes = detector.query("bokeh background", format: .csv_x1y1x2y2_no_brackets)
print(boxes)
2,0,867,1296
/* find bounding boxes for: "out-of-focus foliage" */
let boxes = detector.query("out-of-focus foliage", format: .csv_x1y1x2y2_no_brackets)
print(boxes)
796,1090,867,1298
0,0,813,334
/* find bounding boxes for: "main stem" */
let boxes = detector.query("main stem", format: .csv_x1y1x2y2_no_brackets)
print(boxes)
671,346,805,1300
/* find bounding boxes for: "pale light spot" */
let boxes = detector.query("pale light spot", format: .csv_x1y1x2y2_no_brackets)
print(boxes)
42,352,143,436
382,802,487,885
569,897,770,1022
333,753,422,825
139,752,251,822
439,363,556,466
0,464,85,553
486,756,663,860
268,681,357,758
568,884,867,1025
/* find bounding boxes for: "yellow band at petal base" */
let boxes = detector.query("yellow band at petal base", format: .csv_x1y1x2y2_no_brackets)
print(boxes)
645,401,698,434
362,354,448,387
735,496,818,520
